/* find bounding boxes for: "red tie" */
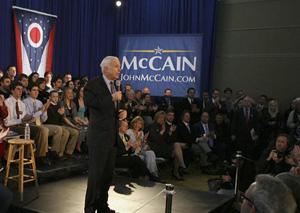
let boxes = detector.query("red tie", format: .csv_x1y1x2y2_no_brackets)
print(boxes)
16,101,20,119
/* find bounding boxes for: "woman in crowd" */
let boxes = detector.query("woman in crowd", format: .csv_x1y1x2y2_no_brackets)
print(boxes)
116,120,155,179
287,98,300,144
74,86,89,152
28,72,39,86
260,99,282,151
63,88,86,153
36,78,49,104
126,116,161,180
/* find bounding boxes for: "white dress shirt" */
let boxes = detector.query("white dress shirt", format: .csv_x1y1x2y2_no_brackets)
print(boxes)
23,97,48,123
5,96,27,126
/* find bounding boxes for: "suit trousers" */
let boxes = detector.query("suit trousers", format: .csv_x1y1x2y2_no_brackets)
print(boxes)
84,145,116,213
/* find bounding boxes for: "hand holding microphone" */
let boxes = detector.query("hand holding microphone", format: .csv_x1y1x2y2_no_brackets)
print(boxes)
112,80,122,102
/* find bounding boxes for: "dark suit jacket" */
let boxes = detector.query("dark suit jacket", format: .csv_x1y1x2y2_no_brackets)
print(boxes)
158,96,175,111
194,122,215,138
116,133,134,157
84,75,117,148
231,107,259,141
176,121,196,146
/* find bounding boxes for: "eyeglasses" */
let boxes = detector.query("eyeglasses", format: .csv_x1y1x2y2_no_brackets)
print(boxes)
240,192,255,208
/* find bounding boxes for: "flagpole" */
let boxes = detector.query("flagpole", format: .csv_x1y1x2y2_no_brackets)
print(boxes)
12,6,58,18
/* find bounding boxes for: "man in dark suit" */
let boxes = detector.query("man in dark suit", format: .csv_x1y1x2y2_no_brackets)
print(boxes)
177,87,201,124
158,88,175,111
84,56,126,213
194,111,216,166
231,96,259,159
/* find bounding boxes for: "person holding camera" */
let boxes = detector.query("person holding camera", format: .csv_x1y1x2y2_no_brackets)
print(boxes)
257,134,296,175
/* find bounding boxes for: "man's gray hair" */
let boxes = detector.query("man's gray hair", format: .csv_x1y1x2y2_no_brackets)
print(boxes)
249,174,296,213
100,56,119,72
276,172,300,212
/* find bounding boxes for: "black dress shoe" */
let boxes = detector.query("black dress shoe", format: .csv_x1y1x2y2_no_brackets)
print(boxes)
100,207,115,213
172,173,184,181
179,167,189,175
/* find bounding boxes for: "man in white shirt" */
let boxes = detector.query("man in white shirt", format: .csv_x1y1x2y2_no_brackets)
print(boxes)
23,84,69,161
5,82,49,166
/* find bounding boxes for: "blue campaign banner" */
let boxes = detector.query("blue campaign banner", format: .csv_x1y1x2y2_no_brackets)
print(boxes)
118,35,202,97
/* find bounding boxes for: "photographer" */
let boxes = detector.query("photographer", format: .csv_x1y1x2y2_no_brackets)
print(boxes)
257,134,295,175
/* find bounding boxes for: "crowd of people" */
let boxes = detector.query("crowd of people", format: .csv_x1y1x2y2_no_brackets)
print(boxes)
0,65,299,212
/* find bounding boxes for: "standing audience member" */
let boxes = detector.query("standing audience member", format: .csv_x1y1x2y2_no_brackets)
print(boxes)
28,72,39,86
18,73,29,99
287,98,300,144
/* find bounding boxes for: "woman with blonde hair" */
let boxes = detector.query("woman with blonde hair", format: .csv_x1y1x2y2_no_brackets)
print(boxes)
126,116,162,181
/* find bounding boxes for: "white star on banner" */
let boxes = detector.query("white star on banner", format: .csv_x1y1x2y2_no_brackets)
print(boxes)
154,46,163,54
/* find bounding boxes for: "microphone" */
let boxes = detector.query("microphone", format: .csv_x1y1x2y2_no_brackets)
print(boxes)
115,80,121,92
115,80,121,109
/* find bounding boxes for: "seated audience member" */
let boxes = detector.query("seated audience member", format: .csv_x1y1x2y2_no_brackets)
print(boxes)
259,99,282,151
158,88,175,111
45,90,77,157
0,172,12,213
287,98,300,143
63,73,72,86
177,87,201,124
5,82,49,166
18,73,29,99
51,76,64,98
276,172,300,213
176,110,196,167
126,116,160,180
194,111,216,166
36,78,49,104
28,72,39,86
164,110,189,180
116,120,153,179
74,86,89,152
6,66,17,82
44,71,53,91
63,88,83,153
0,75,12,99
240,174,296,213
146,111,171,158
135,90,143,104
23,84,67,161
122,89,138,122
257,134,295,175
289,144,300,176
142,87,151,96
140,94,158,127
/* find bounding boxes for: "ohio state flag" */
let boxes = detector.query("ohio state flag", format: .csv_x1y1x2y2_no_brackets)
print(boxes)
13,6,57,76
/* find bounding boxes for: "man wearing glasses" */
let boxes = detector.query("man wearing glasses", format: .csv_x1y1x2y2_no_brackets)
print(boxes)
240,174,296,213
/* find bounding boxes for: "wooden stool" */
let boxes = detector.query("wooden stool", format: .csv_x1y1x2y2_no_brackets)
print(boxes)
4,138,38,201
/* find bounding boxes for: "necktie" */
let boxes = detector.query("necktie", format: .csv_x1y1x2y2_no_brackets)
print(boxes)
110,81,117,109
33,100,37,113
16,101,20,119
110,81,115,94
186,123,191,133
